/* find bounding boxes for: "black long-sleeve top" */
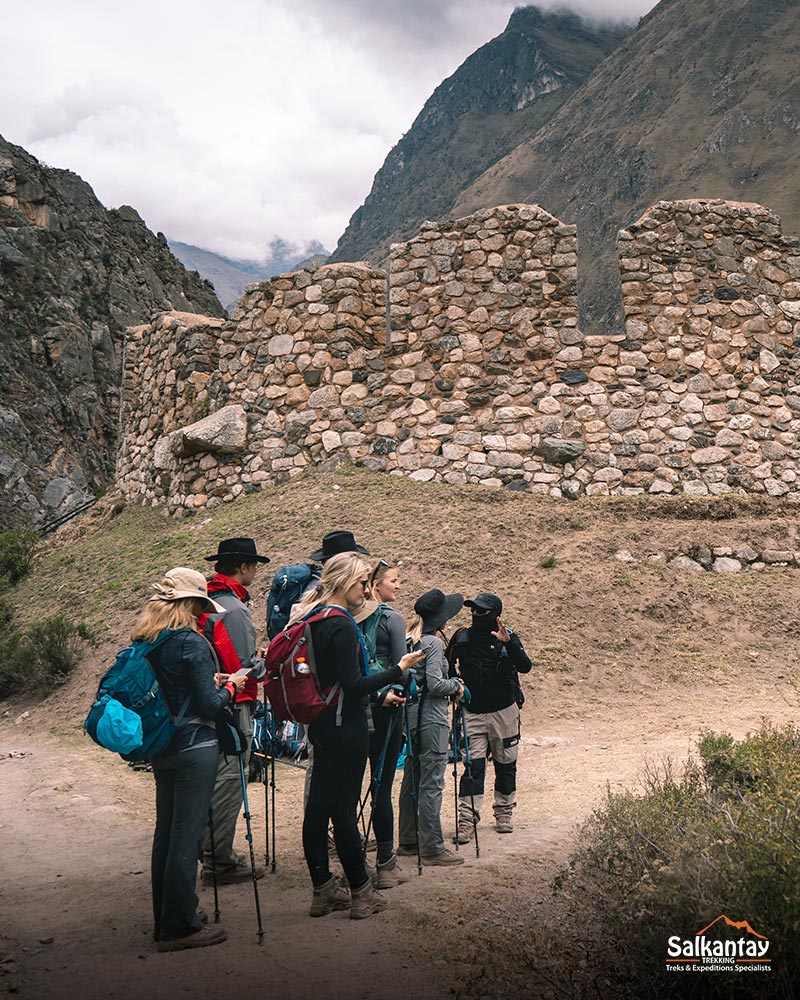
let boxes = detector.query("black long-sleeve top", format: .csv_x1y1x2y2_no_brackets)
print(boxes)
147,628,234,739
449,627,532,715
308,613,402,742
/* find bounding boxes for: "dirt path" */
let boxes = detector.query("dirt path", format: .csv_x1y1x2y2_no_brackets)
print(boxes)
1,668,793,1000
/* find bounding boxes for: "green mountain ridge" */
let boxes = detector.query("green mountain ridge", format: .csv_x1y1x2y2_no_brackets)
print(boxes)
169,239,330,312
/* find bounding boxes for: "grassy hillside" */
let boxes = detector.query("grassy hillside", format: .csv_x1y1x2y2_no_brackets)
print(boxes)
6,467,800,728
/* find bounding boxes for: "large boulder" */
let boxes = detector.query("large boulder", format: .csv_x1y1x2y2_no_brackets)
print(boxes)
171,405,247,457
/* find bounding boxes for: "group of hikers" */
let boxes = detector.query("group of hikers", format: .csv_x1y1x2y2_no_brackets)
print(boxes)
130,530,531,951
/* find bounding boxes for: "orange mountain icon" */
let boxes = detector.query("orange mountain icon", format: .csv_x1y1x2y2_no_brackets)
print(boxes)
696,915,767,940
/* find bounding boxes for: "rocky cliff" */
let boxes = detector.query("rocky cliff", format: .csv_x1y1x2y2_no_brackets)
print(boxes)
0,135,225,529
333,0,800,333
330,7,627,268
453,0,800,331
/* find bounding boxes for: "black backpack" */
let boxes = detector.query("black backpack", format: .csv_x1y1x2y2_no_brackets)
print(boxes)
266,563,322,639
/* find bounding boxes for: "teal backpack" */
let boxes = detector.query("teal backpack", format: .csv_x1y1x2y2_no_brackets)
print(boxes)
84,629,190,762
358,604,391,674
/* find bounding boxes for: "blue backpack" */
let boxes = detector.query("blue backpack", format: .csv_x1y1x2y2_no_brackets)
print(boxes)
84,629,190,762
266,563,322,639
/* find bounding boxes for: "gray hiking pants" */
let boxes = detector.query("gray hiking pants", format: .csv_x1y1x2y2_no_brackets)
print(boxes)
458,703,521,828
152,742,219,940
398,722,449,857
202,702,252,871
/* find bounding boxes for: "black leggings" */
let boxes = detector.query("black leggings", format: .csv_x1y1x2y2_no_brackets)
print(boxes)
303,726,369,890
367,707,404,861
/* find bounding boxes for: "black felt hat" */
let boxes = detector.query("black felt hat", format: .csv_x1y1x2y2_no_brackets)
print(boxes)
309,530,370,562
413,588,464,631
204,537,271,564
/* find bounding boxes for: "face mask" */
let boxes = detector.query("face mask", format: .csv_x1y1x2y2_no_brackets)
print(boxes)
471,613,496,634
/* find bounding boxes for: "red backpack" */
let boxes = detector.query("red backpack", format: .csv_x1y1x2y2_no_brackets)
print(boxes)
264,606,353,725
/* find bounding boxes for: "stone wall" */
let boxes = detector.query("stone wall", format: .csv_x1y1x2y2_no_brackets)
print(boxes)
115,200,800,511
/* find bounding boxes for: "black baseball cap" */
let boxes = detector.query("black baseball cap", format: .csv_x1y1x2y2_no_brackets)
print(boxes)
464,592,502,616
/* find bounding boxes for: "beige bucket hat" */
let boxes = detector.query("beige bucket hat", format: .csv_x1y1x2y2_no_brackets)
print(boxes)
149,567,226,614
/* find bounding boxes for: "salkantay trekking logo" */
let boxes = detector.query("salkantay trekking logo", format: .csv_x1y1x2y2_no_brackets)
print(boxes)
666,915,771,974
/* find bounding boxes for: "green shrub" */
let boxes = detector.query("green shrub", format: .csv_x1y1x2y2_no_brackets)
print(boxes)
557,724,800,998
540,555,557,569
0,615,93,698
0,528,39,587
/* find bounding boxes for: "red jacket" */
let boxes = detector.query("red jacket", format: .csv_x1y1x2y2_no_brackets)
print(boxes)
198,574,260,703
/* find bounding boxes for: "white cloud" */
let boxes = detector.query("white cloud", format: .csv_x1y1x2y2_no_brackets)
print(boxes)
1,0,656,258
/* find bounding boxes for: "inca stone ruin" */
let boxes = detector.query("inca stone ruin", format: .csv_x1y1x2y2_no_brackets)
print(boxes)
115,199,800,512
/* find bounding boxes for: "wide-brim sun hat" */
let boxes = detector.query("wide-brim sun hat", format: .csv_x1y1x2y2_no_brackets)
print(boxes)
204,537,270,564
413,589,464,631
352,600,379,625
150,567,226,614
309,530,370,562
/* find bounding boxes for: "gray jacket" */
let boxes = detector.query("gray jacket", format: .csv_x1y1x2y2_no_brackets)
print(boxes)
407,632,461,730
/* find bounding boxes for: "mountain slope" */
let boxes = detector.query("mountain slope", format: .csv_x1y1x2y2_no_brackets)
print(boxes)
0,135,225,529
330,7,627,266
169,239,330,310
452,0,800,329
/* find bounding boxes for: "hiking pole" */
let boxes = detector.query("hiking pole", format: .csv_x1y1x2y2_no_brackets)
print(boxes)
262,724,271,869
269,706,277,873
236,744,265,945
459,702,480,858
403,700,423,877
451,701,461,852
361,709,401,859
207,805,221,923
356,708,396,836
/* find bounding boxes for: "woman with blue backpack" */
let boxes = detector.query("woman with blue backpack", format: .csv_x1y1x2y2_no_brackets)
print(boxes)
287,552,424,919
132,567,248,952
354,559,411,889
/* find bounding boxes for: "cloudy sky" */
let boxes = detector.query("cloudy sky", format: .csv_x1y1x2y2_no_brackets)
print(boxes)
2,0,655,261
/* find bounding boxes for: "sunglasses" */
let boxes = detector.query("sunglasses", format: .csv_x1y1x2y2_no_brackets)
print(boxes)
369,558,390,584
470,607,493,616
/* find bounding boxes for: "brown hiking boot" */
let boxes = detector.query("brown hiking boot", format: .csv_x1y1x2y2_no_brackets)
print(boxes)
158,926,228,952
350,879,388,919
373,857,410,890
421,848,465,867
202,860,265,886
309,875,351,917
496,817,514,834
454,825,474,845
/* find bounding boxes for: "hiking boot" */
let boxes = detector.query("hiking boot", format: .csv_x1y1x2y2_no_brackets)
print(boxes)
496,817,514,834
309,875,351,917
421,848,465,867
158,926,228,952
454,825,474,845
153,908,208,942
202,859,265,886
350,879,388,919
395,843,417,857
373,857,410,890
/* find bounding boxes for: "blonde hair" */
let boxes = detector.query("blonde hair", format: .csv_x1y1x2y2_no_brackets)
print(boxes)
131,597,200,643
367,559,396,602
289,551,372,625
407,612,424,647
